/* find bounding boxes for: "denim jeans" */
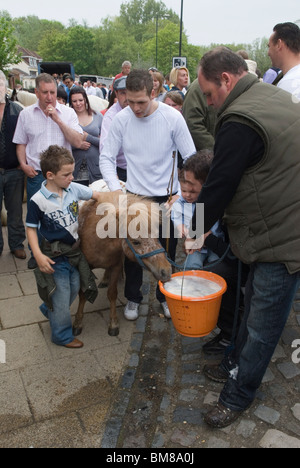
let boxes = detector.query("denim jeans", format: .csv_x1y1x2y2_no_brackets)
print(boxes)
185,249,219,270
209,259,249,341
26,172,45,209
40,258,80,346
0,168,26,252
219,262,300,411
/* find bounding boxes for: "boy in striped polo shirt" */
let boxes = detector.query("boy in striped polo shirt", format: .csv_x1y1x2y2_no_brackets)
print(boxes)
26,145,100,348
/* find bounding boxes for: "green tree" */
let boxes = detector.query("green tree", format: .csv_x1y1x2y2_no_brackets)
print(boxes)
38,31,67,62
93,17,139,76
141,20,203,80
143,21,183,73
64,26,95,74
248,37,271,74
120,0,179,43
38,25,96,74
4,2,272,79
12,15,65,52
0,12,21,70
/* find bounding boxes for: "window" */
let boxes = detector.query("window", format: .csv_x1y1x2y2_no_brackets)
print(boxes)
29,57,37,68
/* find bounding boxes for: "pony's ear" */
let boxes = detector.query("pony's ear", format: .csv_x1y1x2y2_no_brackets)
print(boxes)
126,201,152,239
114,204,122,237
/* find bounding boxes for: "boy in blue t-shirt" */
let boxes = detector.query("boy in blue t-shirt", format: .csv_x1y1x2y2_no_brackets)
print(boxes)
26,145,101,349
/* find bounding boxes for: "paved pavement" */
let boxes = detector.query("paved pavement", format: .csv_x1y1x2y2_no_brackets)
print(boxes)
0,225,135,448
101,272,300,449
0,223,300,448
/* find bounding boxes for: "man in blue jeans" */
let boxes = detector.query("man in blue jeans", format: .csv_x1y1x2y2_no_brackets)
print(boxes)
186,47,300,428
13,73,83,269
0,71,26,260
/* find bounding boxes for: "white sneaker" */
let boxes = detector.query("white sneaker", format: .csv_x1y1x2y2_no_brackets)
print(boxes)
161,301,171,319
124,301,139,321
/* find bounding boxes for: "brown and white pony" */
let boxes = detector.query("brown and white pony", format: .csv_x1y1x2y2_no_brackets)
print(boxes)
73,191,172,336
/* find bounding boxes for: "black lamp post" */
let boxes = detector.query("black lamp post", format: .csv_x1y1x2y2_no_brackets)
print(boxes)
179,0,184,57
156,15,159,68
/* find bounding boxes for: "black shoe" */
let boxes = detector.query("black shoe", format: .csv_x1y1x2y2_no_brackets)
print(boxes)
203,364,229,383
204,403,243,428
202,333,231,355
27,256,38,270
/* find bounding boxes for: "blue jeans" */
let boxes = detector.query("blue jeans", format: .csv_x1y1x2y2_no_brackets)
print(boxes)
185,249,219,270
219,262,300,411
40,259,80,346
27,172,45,253
26,172,45,209
0,168,25,252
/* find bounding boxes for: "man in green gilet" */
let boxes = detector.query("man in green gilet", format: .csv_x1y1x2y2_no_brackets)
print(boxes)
186,46,300,428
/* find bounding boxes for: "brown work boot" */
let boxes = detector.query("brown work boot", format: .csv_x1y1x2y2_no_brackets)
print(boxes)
64,339,84,349
12,249,27,260
204,403,243,428
203,364,229,383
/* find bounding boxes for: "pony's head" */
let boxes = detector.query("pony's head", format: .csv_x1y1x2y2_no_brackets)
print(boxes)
121,195,171,283
90,192,171,283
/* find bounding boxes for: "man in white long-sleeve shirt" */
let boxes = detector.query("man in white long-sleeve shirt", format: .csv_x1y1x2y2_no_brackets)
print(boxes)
100,69,196,320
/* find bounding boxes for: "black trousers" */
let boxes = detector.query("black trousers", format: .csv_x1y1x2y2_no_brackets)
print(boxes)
125,194,177,304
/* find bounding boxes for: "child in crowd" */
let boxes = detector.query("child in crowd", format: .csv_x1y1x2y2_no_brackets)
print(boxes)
26,145,101,349
56,86,68,105
172,150,224,270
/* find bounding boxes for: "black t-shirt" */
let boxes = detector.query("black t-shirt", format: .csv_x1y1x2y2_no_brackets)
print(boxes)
0,106,7,167
193,122,265,233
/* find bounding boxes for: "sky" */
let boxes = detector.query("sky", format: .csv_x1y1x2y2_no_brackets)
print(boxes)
3,0,300,46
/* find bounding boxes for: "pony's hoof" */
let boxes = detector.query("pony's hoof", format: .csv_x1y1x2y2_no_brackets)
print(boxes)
98,281,109,289
73,326,83,337
108,327,119,337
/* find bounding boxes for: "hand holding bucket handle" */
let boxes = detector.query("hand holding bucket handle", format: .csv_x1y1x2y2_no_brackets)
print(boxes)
185,234,205,254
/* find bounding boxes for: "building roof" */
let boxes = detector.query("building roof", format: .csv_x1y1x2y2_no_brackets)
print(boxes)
17,46,42,60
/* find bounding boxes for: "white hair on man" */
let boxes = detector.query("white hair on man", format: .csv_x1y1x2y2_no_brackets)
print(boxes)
0,70,8,104
0,70,8,86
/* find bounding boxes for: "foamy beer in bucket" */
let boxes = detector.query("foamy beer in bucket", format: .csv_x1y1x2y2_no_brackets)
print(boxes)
159,271,227,338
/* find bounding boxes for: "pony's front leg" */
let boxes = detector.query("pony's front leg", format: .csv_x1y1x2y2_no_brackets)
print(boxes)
98,268,110,289
73,289,86,336
107,263,122,336
108,299,119,337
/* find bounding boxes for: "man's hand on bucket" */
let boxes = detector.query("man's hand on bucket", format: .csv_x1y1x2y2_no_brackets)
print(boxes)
185,231,211,255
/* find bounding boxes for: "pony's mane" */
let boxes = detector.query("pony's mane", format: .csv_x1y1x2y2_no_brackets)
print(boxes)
16,90,37,107
93,192,161,238
126,194,159,228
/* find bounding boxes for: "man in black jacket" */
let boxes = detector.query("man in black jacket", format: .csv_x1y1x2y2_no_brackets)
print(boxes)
0,71,26,259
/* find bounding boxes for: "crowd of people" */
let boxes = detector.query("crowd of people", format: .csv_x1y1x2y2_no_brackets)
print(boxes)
1,21,300,429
